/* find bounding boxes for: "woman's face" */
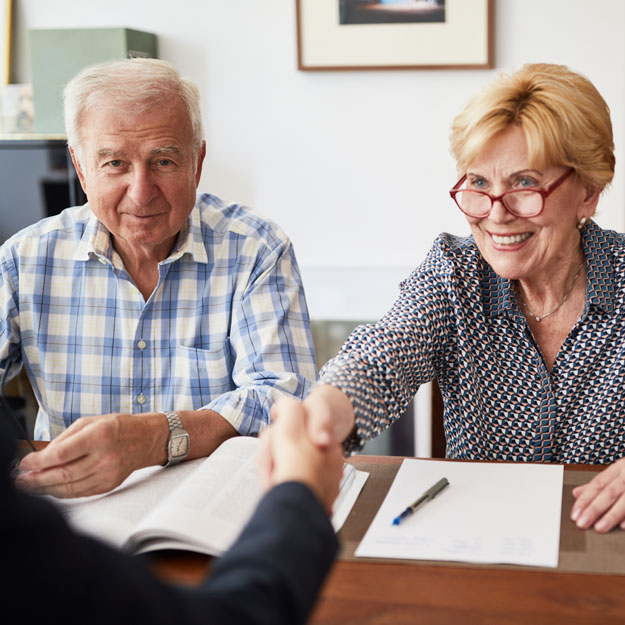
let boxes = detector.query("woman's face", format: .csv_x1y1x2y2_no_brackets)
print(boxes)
463,125,598,283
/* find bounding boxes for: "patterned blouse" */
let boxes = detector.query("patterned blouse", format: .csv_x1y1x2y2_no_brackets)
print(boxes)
320,221,625,464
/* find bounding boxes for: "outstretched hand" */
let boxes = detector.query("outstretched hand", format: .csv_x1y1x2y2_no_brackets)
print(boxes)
292,384,357,449
258,396,344,514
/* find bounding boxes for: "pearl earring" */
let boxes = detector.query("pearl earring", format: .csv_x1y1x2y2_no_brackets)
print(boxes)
577,217,588,230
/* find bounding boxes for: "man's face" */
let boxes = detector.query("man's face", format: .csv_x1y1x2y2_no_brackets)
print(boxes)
71,95,205,260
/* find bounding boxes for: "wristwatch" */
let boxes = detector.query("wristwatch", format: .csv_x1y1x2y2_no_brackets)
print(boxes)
162,411,189,467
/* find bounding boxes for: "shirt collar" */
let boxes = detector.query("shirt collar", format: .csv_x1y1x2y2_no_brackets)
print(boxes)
480,220,614,319
159,202,209,265
74,211,112,262
582,220,615,314
73,199,209,265
480,259,514,319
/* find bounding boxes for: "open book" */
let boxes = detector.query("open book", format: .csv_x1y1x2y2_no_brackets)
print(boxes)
49,436,368,557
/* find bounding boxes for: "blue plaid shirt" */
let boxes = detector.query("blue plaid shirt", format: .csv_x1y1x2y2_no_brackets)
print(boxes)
0,193,317,440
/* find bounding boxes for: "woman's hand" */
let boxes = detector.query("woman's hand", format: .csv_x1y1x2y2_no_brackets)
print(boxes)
300,384,356,448
571,458,625,532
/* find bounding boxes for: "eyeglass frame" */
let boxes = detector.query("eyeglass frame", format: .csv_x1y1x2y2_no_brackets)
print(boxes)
449,168,575,218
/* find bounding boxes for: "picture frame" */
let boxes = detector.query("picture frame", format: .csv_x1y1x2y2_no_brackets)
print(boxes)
1,0,12,85
296,0,494,71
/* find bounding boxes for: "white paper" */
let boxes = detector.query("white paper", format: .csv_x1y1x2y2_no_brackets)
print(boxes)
355,459,563,568
332,464,369,532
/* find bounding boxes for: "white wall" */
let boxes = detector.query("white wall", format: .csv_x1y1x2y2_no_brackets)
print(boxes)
12,0,625,320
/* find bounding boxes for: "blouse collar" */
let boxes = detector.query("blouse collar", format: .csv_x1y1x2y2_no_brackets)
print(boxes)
480,220,614,319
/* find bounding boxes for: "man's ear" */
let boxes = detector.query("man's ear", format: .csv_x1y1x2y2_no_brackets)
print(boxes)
69,147,88,196
195,141,206,188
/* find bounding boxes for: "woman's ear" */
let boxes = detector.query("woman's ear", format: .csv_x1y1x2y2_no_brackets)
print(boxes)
578,184,600,219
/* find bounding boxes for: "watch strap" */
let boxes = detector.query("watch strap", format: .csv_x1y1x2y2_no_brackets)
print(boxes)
164,410,184,433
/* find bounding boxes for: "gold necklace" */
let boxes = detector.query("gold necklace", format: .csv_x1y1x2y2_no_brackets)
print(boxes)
518,262,585,322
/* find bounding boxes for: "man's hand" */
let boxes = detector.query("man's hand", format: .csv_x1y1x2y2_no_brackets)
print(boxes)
16,413,167,498
16,409,238,499
258,397,344,514
571,458,625,533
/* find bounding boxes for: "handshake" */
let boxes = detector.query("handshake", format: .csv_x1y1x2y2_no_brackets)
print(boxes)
258,385,356,513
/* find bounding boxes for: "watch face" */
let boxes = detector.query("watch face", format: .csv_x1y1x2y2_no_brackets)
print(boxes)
170,433,189,458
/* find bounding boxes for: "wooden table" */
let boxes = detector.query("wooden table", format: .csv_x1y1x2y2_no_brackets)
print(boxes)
145,455,625,625
21,441,624,624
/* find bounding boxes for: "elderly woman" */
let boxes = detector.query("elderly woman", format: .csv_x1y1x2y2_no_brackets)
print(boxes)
295,63,625,533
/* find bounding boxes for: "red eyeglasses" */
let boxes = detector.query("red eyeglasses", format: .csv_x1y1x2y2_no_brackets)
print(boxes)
449,169,574,218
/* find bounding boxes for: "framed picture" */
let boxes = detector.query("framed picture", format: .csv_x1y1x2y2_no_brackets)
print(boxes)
296,0,493,71
1,0,12,85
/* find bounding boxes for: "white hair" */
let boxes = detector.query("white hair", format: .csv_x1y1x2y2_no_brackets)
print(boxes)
63,58,204,165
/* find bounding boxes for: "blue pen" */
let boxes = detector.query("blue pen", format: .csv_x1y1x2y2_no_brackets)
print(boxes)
392,477,450,526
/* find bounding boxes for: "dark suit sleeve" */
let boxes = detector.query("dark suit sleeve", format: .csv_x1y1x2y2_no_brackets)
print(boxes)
204,481,339,625
1,421,338,625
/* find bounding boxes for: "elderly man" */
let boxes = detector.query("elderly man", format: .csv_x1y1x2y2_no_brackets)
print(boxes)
2,58,316,497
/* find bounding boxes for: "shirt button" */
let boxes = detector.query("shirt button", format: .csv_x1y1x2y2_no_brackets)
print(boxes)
137,393,146,405
137,339,147,350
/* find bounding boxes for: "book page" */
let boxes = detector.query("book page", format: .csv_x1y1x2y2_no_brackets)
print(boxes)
49,458,206,548
129,436,262,555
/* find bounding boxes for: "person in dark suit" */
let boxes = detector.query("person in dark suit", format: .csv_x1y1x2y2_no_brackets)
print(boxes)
2,398,343,625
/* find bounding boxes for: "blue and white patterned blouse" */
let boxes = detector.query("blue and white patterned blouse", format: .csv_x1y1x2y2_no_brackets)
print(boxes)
0,193,317,440
320,221,625,464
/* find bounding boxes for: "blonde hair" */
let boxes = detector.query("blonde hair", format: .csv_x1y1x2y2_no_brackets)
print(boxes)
64,58,204,166
450,63,614,191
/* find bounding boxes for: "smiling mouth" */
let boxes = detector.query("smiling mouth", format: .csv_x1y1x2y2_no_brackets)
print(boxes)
127,213,163,220
491,232,532,245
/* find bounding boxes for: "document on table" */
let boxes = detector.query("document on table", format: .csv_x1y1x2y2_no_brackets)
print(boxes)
355,459,564,568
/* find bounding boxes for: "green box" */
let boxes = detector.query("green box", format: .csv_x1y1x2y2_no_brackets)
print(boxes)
29,28,158,134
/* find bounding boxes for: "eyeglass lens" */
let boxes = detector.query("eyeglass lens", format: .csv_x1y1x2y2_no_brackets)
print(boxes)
454,189,543,217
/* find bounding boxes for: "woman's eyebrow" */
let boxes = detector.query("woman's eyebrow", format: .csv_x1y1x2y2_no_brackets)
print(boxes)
466,168,544,179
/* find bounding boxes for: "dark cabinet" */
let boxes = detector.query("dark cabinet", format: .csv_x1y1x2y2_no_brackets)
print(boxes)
0,139,86,243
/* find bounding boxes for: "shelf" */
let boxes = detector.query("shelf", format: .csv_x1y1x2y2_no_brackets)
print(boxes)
0,133,66,141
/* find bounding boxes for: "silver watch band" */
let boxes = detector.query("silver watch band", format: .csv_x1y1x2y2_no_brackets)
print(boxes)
164,410,184,432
